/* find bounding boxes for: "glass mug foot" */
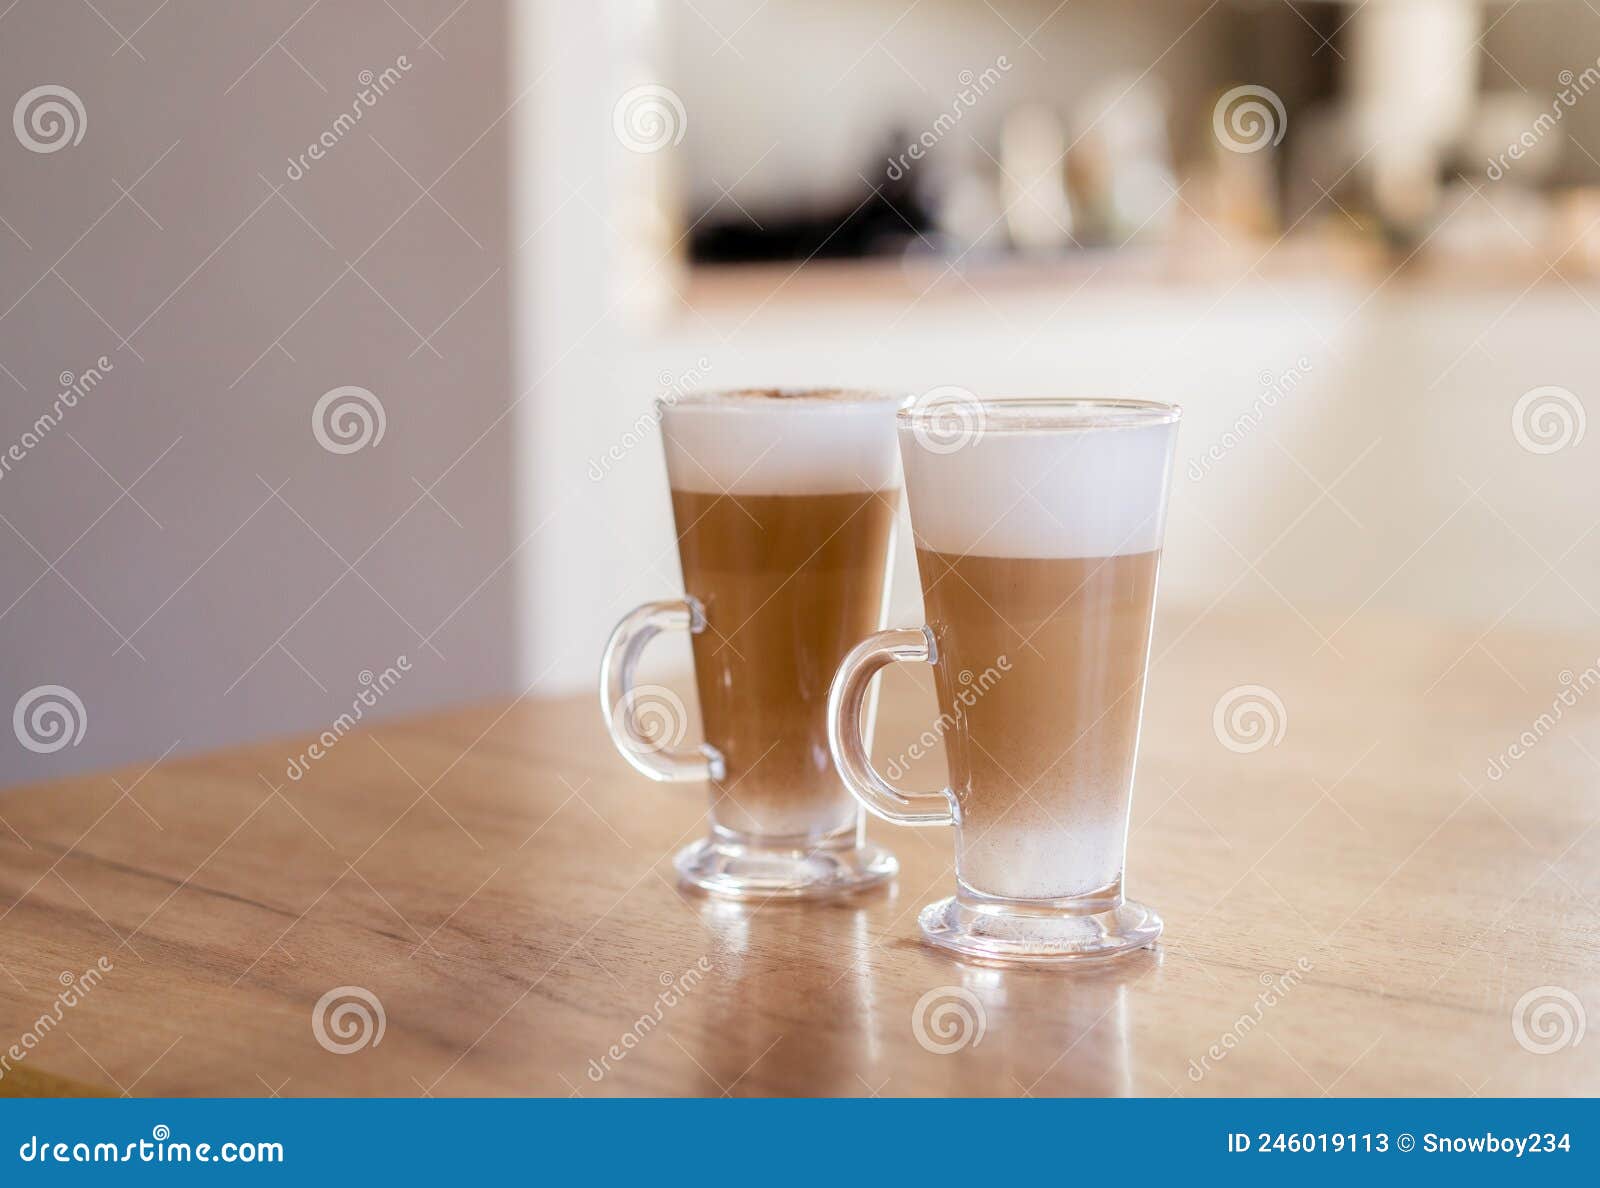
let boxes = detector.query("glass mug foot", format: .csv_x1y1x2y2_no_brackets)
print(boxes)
673,832,897,901
917,895,1162,966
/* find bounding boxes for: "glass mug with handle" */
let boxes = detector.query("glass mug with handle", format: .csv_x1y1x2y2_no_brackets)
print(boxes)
828,395,1180,962
601,388,904,898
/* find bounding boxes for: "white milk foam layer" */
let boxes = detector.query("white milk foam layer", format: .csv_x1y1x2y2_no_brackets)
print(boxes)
899,419,1178,558
661,390,901,495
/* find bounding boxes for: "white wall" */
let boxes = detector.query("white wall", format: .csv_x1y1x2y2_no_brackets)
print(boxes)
0,1,518,787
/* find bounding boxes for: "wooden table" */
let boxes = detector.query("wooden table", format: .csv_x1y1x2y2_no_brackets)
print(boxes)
2,604,1596,1097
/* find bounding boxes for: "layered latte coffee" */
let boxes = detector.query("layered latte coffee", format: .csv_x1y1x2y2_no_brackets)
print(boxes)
662,390,901,841
900,411,1176,902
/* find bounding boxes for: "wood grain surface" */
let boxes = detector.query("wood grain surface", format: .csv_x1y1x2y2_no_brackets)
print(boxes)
1,603,1596,1097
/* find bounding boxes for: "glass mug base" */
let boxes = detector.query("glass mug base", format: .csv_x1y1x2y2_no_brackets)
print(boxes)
673,826,897,901
917,893,1162,966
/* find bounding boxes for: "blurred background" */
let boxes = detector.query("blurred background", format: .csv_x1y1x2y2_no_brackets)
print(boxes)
2,0,1598,787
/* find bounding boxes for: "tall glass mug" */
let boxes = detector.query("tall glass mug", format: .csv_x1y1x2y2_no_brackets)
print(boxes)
828,397,1180,963
601,389,903,898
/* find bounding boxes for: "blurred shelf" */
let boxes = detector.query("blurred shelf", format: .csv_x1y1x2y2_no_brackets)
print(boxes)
679,239,1375,311
676,231,1600,316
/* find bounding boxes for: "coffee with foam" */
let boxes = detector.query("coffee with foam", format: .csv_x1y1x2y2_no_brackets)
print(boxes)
662,389,900,497
662,389,902,841
898,412,1177,559
899,400,1177,903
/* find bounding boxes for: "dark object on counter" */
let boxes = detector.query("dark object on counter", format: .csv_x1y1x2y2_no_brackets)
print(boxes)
690,132,935,263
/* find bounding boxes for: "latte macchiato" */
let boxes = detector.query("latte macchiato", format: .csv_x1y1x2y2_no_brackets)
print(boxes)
603,388,904,899
901,409,1174,903
662,391,901,841
827,396,1179,962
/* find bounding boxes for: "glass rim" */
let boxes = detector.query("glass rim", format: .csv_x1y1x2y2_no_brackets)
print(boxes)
662,387,903,410
897,396,1181,431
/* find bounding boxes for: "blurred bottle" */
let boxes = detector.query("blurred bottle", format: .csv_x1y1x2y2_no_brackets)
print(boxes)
1067,77,1178,245
608,0,686,323
933,148,1010,257
1346,0,1478,241
999,104,1074,251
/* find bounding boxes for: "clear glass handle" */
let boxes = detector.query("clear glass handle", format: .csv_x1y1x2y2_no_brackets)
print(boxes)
826,627,956,827
599,598,724,783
